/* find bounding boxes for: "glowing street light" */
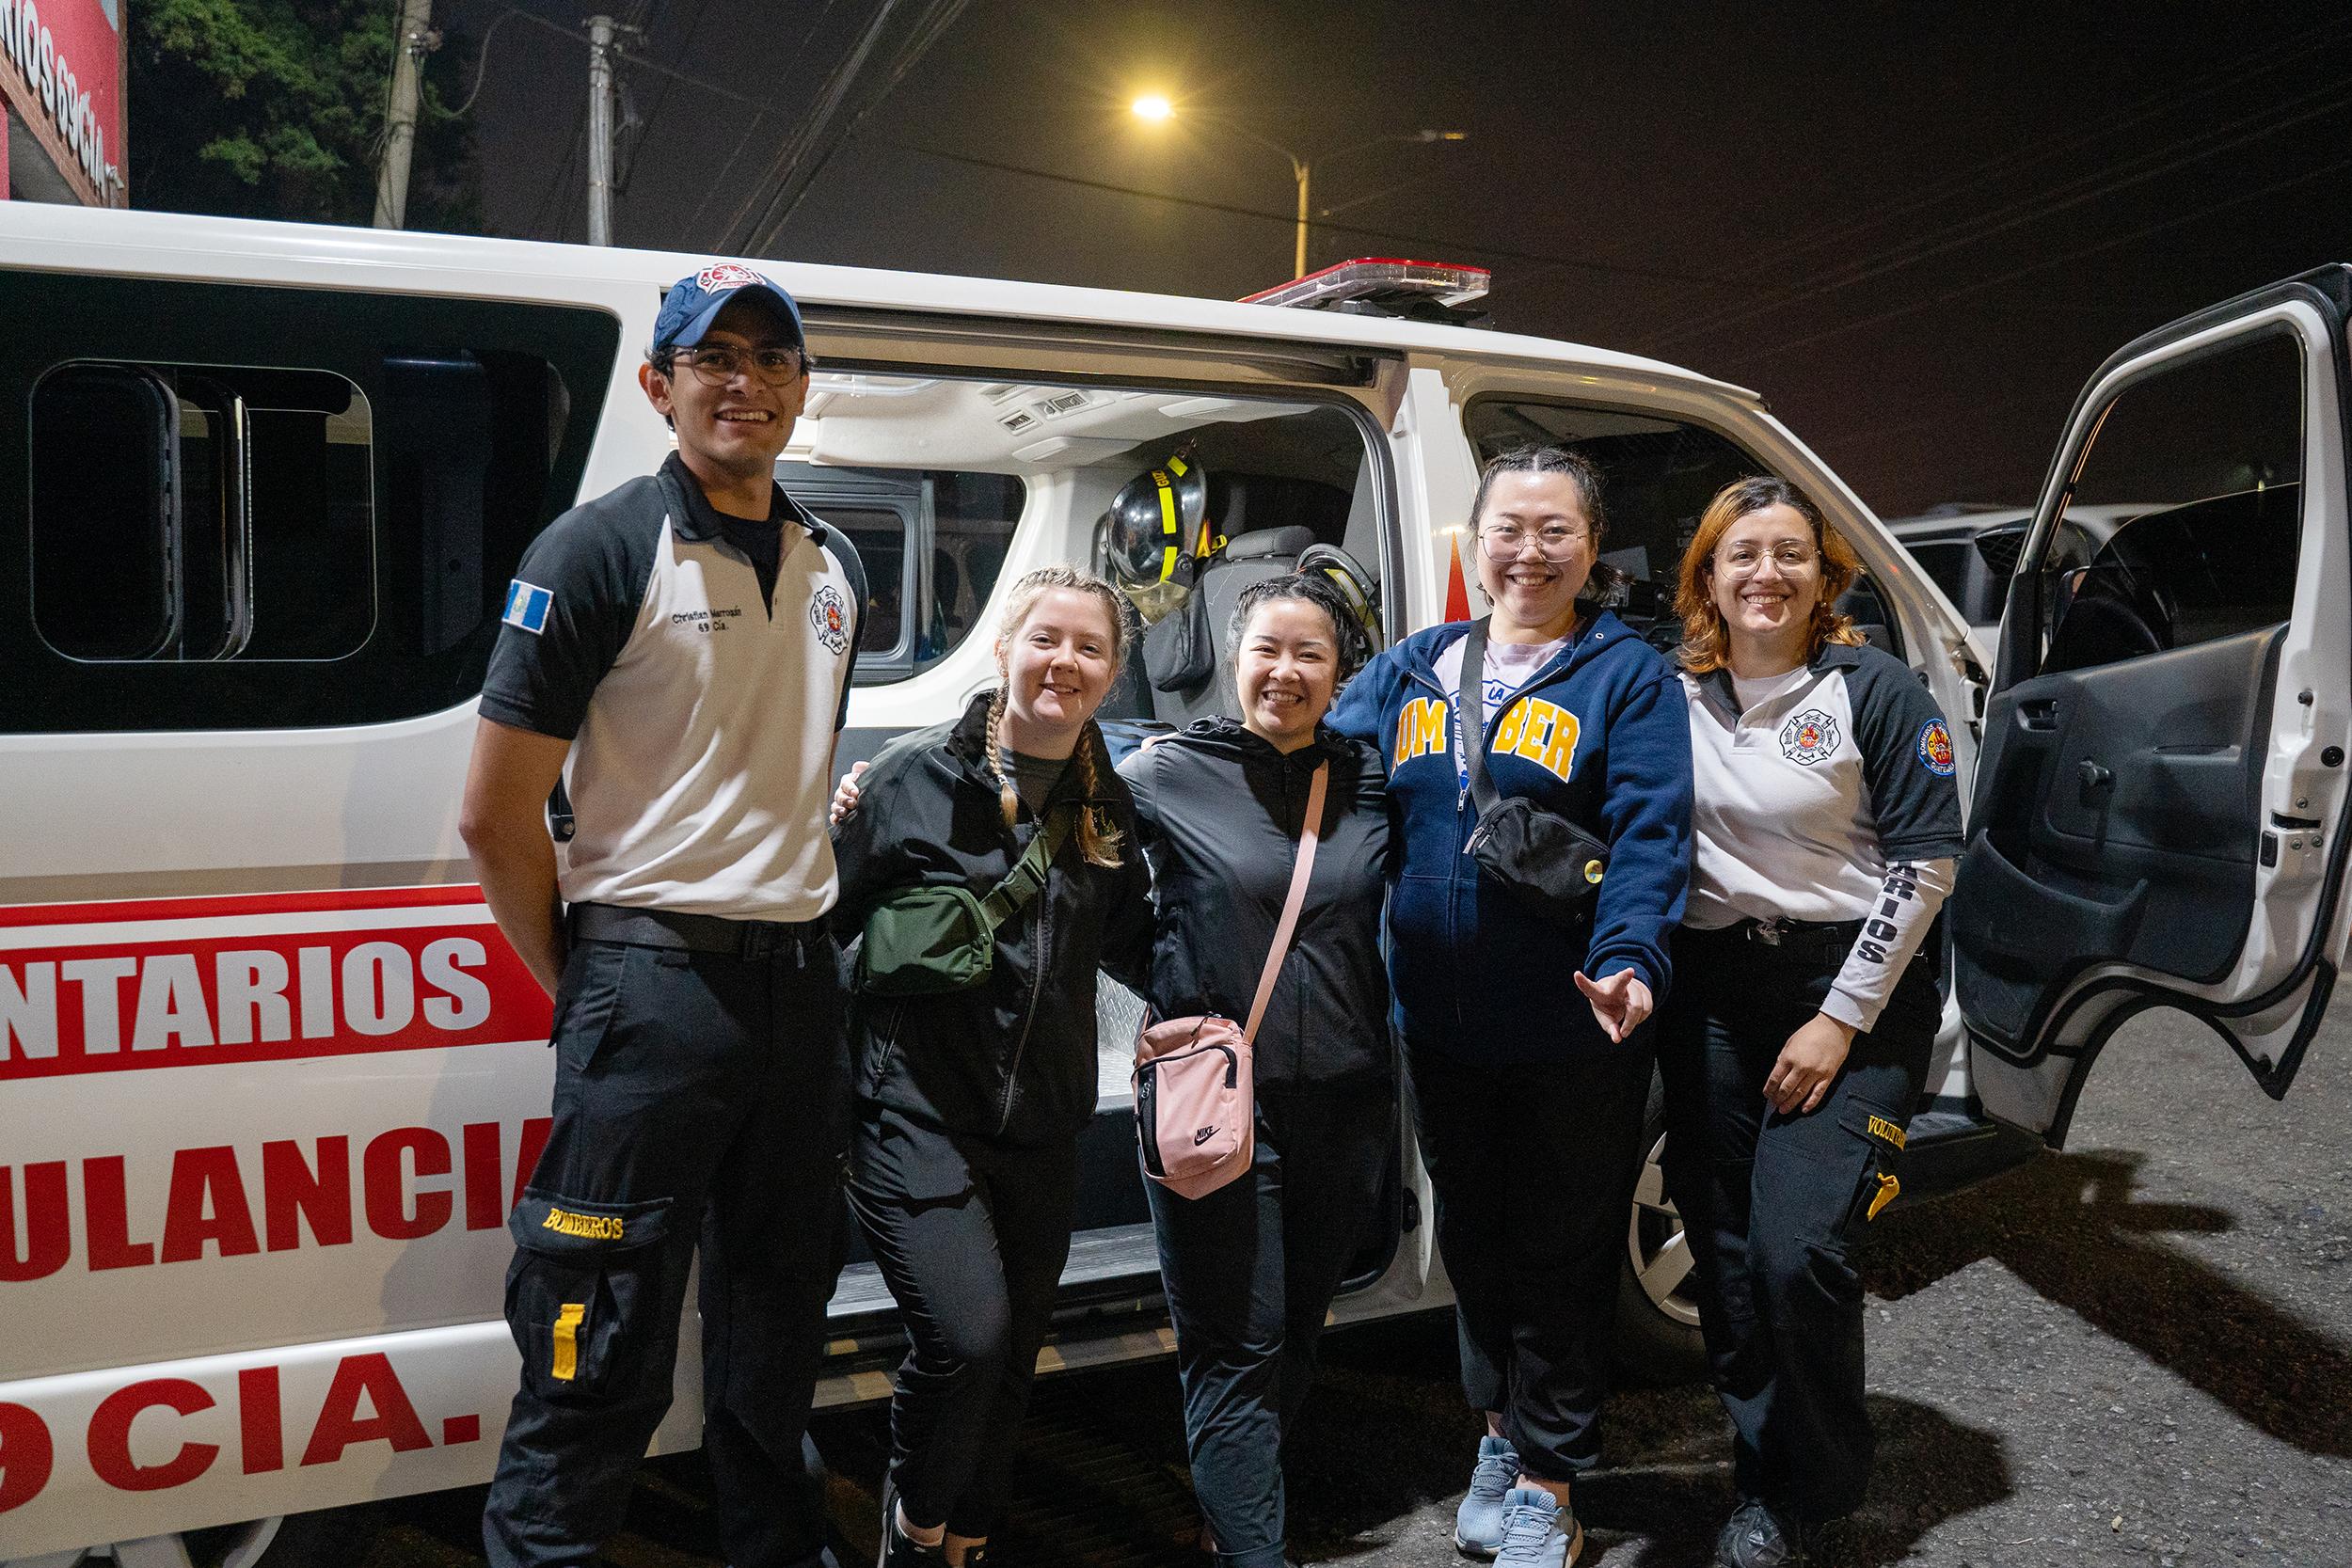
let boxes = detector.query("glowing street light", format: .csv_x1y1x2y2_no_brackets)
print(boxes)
1130,98,1466,279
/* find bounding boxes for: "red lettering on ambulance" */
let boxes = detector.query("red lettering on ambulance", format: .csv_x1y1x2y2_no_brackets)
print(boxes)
0,1161,70,1282
0,1401,54,1513
462,1120,504,1231
238,1366,284,1475
88,1379,218,1492
84,1155,154,1270
362,1128,453,1241
262,1135,354,1251
515,1116,552,1209
299,1354,431,1466
160,1146,261,1263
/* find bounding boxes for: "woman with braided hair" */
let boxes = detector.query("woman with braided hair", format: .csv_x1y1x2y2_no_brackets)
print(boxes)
831,564,1155,1568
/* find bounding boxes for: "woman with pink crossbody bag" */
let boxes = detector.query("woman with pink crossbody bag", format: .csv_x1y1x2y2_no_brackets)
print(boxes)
1113,573,1394,1568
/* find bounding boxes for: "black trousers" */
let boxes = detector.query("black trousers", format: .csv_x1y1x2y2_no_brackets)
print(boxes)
484,932,850,1568
847,1108,1079,1539
1408,1041,1655,1482
1655,924,1938,1525
1146,1082,1395,1568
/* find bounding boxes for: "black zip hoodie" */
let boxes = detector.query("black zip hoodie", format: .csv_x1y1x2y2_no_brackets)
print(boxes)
1113,719,1394,1088
831,690,1153,1147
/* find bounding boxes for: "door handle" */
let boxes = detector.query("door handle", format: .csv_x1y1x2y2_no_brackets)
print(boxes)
2020,699,2059,731
2078,759,2114,803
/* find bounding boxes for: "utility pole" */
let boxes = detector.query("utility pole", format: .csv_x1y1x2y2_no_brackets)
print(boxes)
371,0,437,229
585,15,617,245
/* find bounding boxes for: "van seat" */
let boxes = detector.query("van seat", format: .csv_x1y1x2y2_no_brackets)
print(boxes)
1143,526,1317,724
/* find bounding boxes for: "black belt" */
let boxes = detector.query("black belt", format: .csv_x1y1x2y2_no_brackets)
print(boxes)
569,901,828,960
1705,916,1865,957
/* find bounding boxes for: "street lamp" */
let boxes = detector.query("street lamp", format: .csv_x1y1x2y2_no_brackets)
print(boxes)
1130,98,1466,279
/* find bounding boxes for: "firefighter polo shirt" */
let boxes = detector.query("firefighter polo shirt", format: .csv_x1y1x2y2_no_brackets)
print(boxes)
1679,641,1964,1027
481,453,866,922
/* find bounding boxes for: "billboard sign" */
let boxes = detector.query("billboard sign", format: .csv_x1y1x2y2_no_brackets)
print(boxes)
0,0,124,205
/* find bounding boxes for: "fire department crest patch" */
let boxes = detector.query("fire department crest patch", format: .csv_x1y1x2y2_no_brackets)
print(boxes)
1779,708,1839,765
1917,717,1957,776
810,584,850,653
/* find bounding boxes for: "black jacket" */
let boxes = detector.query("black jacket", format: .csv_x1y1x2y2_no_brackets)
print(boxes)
1114,720,1394,1088
832,690,1153,1147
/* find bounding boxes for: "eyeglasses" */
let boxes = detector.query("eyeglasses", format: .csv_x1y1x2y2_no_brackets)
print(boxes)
669,344,806,388
1715,543,1819,577
1478,523,1588,560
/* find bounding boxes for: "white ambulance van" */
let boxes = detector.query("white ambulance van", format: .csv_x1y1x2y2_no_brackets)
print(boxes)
3,206,2346,1565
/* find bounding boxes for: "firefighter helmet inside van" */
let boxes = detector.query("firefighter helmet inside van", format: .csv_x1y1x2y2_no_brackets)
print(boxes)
1103,450,1210,591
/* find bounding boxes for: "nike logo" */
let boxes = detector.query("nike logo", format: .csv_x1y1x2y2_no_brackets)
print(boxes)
1194,1126,1217,1146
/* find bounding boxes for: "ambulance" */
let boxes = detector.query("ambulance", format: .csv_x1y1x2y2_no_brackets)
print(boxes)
2,206,2345,1566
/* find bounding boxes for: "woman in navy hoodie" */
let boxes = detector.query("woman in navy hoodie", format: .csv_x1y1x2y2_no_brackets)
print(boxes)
1327,446,1693,1568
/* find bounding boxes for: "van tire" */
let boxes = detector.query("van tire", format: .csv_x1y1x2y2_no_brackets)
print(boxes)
1613,1070,1708,1386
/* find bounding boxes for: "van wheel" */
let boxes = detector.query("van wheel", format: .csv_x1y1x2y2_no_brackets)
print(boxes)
1613,1074,1708,1386
8,1510,373,1568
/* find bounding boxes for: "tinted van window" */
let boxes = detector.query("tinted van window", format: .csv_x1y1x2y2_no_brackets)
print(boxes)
3,276,616,731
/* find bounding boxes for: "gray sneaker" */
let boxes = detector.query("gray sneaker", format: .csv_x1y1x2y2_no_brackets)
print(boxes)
1715,1500,1811,1566
1490,1487,1583,1568
1453,1434,1522,1557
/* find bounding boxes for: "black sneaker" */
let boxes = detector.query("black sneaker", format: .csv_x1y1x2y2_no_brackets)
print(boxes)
1714,1500,1812,1567
960,1548,989,1568
880,1481,945,1568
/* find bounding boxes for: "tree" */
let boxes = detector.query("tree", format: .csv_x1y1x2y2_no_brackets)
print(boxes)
129,0,479,230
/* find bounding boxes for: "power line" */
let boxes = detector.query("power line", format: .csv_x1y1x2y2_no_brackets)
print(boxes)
680,0,846,241
1651,30,2352,352
1712,144,2352,374
1652,72,2352,356
882,139,1729,288
1727,18,2352,284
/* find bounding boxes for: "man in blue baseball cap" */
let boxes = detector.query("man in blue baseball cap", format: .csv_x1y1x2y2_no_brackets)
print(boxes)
469,261,866,1568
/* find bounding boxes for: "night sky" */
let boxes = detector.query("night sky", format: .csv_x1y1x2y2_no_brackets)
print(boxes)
441,0,2352,515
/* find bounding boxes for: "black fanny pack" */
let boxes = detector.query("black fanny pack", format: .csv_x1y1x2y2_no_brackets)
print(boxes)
1455,618,1611,925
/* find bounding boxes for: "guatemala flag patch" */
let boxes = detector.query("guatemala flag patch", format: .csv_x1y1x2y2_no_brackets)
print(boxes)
502,579,553,634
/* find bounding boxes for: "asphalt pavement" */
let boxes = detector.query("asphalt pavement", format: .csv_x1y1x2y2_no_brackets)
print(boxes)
353,992,2352,1568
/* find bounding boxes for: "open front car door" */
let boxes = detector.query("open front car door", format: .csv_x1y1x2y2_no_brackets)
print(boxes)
1954,267,2352,1143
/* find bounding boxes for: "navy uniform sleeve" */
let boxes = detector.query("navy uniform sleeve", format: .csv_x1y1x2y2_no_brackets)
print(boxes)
1846,648,1965,862
479,508,649,740
1326,643,1402,750
1582,663,1695,997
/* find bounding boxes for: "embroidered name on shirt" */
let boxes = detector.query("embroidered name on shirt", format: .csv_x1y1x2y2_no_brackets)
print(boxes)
671,607,745,632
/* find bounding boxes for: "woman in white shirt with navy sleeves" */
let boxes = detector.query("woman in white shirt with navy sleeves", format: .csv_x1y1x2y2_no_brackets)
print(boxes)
1657,477,1964,1568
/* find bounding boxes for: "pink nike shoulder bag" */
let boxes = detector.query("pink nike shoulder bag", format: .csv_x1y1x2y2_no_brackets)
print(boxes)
1133,759,1327,1200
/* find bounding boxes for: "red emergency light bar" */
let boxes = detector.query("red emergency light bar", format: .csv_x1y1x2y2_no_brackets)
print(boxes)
1242,257,1493,314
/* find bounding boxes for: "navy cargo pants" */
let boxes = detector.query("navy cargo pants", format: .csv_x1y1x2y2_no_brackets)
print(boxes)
1656,920,1937,1526
484,918,850,1568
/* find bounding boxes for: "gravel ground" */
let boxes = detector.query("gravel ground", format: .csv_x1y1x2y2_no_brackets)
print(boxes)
353,992,2352,1568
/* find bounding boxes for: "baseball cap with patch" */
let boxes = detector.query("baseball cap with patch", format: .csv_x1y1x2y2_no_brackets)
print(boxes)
653,262,805,355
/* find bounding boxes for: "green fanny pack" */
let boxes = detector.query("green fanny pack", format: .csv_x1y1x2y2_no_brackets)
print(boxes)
855,807,1073,996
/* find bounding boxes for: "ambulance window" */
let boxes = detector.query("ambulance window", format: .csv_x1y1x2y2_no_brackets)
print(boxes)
777,457,1025,683
1,274,617,731
2040,330,2303,675
1463,401,1786,643
790,369,1380,711
30,363,374,662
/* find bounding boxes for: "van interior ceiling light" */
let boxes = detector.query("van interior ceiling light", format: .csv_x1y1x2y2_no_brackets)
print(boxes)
1132,94,1175,121
1243,258,1493,319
